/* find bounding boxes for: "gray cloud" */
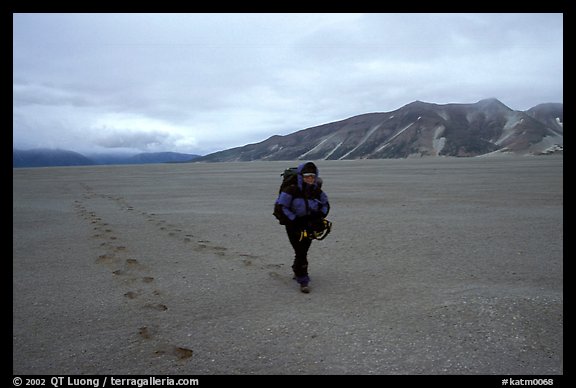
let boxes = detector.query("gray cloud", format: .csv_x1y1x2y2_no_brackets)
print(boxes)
93,130,176,150
13,13,563,155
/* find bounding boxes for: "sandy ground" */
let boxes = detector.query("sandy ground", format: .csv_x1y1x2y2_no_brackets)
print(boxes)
13,156,563,375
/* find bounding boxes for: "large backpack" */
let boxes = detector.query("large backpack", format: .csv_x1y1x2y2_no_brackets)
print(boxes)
273,167,298,224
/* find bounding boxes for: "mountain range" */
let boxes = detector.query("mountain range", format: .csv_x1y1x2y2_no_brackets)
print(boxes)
195,98,563,162
12,149,200,168
13,98,563,167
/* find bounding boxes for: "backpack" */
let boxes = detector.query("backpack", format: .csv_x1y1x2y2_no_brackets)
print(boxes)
273,167,298,224
277,167,298,194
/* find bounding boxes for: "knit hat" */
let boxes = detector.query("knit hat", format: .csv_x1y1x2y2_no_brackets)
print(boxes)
301,162,317,176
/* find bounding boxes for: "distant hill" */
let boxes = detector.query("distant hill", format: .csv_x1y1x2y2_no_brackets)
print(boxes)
13,149,201,168
195,99,563,162
12,148,96,168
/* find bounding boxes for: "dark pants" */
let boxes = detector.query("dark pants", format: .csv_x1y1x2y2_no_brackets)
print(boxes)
286,224,312,279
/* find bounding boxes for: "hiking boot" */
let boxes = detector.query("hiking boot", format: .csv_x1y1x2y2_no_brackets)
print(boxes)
294,275,310,293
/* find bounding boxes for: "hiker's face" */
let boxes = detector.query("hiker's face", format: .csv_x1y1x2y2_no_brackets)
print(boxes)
303,175,316,184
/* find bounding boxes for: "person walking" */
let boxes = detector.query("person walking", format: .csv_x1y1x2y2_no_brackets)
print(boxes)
275,162,330,293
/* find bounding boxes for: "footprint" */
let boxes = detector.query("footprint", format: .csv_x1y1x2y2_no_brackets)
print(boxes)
239,253,259,259
138,326,157,339
155,345,193,360
125,258,142,268
96,253,118,264
174,347,193,359
263,263,284,269
144,303,168,311
124,291,139,299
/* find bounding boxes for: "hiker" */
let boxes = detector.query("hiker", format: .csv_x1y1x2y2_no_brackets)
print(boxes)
275,162,330,293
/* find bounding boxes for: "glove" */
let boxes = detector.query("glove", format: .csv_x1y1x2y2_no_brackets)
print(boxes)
307,217,325,233
305,218,332,240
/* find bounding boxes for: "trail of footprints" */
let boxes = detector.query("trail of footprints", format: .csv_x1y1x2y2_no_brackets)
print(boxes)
74,183,288,361
74,184,192,361
78,183,286,274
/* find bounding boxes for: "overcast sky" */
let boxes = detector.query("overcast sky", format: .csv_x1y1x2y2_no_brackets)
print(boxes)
13,13,563,156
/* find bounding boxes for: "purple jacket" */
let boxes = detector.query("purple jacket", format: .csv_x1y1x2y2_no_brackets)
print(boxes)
276,162,330,222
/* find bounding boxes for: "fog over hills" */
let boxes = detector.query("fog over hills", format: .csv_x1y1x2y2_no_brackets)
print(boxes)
195,99,563,162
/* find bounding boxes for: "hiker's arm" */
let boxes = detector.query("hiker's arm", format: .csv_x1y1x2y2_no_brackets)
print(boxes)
277,191,297,222
319,191,330,217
